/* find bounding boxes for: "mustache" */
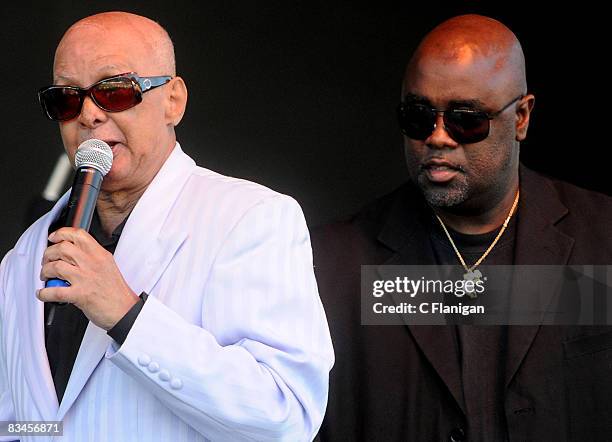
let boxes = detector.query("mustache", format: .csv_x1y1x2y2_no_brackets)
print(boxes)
419,157,466,173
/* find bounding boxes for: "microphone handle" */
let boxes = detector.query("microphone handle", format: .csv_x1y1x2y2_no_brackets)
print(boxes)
45,167,103,289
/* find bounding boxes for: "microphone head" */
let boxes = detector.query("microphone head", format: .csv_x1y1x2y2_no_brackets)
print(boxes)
74,139,113,176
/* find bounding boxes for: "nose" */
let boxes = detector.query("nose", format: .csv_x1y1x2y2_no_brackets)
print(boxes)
425,113,459,150
76,96,108,128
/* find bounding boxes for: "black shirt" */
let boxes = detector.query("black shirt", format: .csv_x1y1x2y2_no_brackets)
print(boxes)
429,210,517,442
44,208,145,402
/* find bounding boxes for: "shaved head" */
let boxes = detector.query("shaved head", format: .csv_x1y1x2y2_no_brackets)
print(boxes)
405,14,526,98
54,11,176,80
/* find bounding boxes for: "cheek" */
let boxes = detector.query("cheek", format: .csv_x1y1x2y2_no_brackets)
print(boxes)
59,122,74,140
404,140,427,162
59,123,79,158
464,151,492,178
463,141,514,187
403,141,425,178
119,103,164,143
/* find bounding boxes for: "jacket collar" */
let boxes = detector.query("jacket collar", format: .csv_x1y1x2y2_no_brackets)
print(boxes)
376,165,572,263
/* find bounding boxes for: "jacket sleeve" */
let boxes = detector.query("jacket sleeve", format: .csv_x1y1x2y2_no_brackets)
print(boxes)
0,251,18,442
106,194,334,441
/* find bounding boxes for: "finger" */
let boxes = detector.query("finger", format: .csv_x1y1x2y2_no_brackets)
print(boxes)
42,240,81,266
49,227,93,246
37,287,75,304
50,227,105,257
40,259,77,283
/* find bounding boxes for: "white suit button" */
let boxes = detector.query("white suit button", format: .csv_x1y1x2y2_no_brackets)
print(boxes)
147,362,160,373
170,378,183,390
159,369,171,381
138,354,151,366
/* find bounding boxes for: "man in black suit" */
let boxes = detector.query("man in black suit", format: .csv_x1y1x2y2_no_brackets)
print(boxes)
314,14,612,442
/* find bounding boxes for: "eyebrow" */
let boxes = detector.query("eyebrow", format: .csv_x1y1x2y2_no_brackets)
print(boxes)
53,74,75,84
403,93,488,110
53,65,131,85
403,93,429,104
448,99,487,110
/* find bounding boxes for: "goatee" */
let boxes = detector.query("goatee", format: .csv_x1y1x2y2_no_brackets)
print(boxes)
417,174,469,208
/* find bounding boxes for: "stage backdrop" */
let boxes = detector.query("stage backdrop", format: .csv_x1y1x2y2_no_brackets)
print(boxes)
0,1,608,255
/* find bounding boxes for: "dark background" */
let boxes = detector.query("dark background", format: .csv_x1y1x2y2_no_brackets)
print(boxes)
0,1,608,255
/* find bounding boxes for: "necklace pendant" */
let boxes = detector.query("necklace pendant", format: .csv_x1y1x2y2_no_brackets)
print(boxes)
463,269,482,299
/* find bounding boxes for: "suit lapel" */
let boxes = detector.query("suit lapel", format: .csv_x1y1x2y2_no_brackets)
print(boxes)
14,196,68,421
55,322,111,420
513,166,573,266
56,143,192,419
376,186,466,414
111,144,194,296
504,165,574,388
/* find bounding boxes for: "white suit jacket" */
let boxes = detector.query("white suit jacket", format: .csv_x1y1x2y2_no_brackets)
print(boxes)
0,143,334,442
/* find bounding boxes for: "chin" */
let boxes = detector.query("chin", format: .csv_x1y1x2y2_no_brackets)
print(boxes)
99,170,128,190
423,189,469,208
104,156,131,179
418,175,470,208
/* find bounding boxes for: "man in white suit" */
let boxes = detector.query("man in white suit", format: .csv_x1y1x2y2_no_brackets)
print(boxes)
0,11,333,442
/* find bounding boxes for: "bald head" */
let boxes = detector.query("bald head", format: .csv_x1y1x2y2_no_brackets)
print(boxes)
54,11,176,81
405,14,526,96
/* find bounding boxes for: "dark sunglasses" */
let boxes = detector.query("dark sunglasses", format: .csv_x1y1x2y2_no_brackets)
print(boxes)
38,72,173,121
397,94,524,144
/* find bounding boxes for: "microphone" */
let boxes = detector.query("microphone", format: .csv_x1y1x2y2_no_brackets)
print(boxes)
45,139,113,325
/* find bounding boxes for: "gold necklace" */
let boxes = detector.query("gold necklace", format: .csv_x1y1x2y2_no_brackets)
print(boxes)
435,189,520,298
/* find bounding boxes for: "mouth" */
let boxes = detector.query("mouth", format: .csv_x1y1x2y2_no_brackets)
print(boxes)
420,158,464,184
102,140,124,156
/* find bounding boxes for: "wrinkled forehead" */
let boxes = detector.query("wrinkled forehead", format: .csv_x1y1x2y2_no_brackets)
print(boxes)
53,22,156,85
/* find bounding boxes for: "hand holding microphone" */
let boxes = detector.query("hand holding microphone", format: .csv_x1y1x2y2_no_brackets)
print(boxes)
45,139,113,288
40,139,140,329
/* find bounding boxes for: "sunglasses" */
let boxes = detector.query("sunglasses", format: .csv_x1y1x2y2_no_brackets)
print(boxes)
397,94,524,144
38,72,173,121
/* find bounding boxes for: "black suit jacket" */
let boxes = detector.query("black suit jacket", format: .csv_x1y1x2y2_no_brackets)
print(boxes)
313,166,612,442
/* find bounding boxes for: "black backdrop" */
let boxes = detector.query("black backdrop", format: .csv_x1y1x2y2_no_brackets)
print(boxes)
1,1,609,255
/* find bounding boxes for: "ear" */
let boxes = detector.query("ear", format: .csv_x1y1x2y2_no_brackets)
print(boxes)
164,76,188,127
515,94,535,141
